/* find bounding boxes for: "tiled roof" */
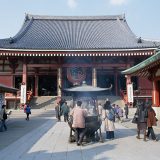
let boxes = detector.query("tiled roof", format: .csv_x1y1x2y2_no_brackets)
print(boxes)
0,84,19,93
0,14,159,50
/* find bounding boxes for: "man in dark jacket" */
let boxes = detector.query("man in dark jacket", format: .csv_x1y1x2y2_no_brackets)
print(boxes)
124,104,129,119
61,101,70,122
0,105,7,132
135,102,148,141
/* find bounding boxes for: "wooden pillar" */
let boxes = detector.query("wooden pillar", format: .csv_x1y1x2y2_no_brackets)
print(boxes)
35,75,38,96
92,67,97,87
22,63,27,87
114,68,118,96
125,75,131,103
57,67,62,96
21,62,27,104
152,80,159,106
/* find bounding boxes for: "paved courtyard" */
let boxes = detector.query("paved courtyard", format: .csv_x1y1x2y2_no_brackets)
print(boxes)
0,109,160,160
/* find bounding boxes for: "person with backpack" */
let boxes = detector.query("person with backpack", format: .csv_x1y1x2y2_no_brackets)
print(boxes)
24,103,31,121
102,99,115,140
0,105,7,132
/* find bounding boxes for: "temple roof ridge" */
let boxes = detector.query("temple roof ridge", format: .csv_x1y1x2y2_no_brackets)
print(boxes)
25,13,125,21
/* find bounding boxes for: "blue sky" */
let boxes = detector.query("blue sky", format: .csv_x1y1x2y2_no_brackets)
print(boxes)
0,0,160,40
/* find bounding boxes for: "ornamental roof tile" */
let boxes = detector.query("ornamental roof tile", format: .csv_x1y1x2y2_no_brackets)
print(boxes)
0,14,159,50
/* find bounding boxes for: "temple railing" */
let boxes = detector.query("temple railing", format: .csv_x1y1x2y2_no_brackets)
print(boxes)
120,89,152,104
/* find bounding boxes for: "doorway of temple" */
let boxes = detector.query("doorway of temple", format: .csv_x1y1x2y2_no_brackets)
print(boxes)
38,75,57,96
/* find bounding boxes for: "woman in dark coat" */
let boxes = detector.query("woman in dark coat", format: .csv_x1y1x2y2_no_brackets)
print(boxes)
135,102,148,141
146,104,158,141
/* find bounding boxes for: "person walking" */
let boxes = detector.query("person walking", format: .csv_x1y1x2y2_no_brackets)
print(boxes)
117,105,123,122
124,103,129,119
61,101,70,122
102,100,115,140
146,104,158,141
135,102,148,141
55,102,61,121
97,103,103,118
70,100,88,146
24,103,31,121
0,105,7,132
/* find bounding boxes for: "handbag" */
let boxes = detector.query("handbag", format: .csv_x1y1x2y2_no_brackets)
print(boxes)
132,115,138,124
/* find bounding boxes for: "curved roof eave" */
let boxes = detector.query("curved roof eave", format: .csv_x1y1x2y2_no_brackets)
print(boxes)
121,50,160,75
0,84,19,93
0,47,157,52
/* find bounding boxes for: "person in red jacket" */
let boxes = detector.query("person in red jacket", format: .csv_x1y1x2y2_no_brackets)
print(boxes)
146,104,158,141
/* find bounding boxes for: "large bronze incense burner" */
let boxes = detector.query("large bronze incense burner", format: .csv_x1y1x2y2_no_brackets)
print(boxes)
63,82,112,144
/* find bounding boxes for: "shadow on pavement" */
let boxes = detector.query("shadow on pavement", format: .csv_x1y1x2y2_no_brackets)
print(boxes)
23,143,117,160
0,118,57,150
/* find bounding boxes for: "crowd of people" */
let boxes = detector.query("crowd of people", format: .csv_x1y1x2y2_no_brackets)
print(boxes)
0,98,158,145
134,102,158,141
55,98,159,146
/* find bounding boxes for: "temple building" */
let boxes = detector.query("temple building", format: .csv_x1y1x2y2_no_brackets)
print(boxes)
122,50,160,106
0,14,160,106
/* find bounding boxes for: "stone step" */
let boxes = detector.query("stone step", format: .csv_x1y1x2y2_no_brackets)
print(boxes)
29,95,125,110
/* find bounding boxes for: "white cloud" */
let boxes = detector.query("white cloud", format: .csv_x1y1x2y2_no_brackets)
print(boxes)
109,0,128,5
67,0,77,8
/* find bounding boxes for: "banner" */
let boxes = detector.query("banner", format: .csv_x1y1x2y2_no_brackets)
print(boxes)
127,83,133,103
21,84,26,104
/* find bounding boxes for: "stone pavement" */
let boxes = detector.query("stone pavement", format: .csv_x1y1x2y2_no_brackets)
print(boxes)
0,110,160,160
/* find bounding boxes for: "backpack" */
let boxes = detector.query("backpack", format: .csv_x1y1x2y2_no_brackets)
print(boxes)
25,106,31,114
107,108,115,122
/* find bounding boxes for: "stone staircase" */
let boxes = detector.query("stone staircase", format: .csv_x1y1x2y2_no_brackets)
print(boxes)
29,95,125,110
29,96,57,109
